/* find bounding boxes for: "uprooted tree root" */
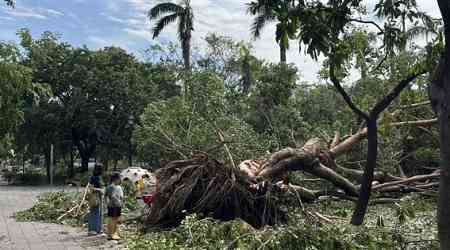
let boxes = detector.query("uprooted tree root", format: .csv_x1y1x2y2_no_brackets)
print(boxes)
145,157,288,229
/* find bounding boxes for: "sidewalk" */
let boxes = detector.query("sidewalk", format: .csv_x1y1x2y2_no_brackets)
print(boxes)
0,183,122,250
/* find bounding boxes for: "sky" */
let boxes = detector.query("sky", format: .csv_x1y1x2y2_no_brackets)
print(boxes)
0,0,442,82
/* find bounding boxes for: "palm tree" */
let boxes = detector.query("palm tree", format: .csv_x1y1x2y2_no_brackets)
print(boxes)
374,0,439,52
4,0,14,7
149,0,194,70
247,0,299,63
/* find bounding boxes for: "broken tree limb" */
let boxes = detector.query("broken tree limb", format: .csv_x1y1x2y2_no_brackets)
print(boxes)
217,129,236,169
329,128,367,158
390,118,438,127
304,164,359,197
400,101,432,109
57,204,78,221
330,164,402,183
280,183,318,201
257,138,320,180
76,183,90,216
330,131,341,148
372,172,440,191
328,118,437,160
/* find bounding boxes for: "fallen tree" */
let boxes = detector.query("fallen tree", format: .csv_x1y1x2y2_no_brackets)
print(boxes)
145,119,440,229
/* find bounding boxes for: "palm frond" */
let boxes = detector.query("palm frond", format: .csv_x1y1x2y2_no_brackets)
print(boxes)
275,23,290,49
275,23,284,42
406,26,431,40
4,0,14,7
148,3,183,20
247,2,261,15
152,13,179,39
250,11,276,38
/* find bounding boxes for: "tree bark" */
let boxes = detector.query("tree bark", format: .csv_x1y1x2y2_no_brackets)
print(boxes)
72,128,96,172
81,156,89,172
114,159,118,171
183,35,191,71
351,119,377,225
69,146,74,178
128,138,133,167
280,43,287,64
45,147,51,183
432,1,450,247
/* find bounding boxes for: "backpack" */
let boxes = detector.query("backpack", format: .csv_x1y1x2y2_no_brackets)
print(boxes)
87,189,100,208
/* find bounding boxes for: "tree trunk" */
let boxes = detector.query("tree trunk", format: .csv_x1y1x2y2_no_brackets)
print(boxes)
183,37,191,71
438,110,450,248
81,155,89,172
103,147,110,173
72,128,97,173
430,58,450,247
128,139,133,167
280,43,287,64
45,147,51,183
433,1,450,248
22,152,25,175
351,119,378,225
74,141,95,173
69,146,74,178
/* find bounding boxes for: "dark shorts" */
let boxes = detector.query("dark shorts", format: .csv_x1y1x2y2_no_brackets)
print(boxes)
107,207,122,217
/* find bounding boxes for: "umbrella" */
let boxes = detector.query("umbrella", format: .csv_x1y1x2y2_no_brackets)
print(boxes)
120,167,151,183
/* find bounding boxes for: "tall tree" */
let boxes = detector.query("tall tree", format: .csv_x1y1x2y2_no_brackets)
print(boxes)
430,0,450,248
148,0,194,71
375,0,439,54
247,0,299,63
293,0,431,225
0,42,33,140
17,30,159,173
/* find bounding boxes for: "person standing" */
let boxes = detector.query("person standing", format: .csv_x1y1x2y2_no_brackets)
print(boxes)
105,172,124,240
87,163,104,235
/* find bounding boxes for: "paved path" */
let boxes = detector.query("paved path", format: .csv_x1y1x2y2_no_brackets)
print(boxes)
0,183,123,250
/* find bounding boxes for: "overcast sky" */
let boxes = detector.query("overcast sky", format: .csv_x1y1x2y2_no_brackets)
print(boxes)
0,0,442,82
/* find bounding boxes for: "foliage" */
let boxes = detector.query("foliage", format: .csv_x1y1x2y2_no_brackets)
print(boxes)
0,42,33,139
15,189,141,226
127,195,438,250
134,70,271,165
15,191,86,226
14,29,172,173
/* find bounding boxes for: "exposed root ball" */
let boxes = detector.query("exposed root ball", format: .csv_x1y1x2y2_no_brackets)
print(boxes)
146,156,287,229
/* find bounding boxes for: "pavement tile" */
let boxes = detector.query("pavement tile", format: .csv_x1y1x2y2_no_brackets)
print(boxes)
0,184,120,250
